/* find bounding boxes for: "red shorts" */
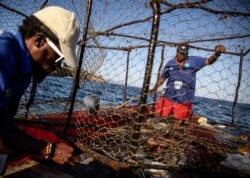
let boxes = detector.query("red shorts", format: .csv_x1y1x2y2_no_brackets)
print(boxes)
155,96,192,119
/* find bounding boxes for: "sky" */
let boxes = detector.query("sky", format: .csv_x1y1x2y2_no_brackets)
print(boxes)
0,0,249,104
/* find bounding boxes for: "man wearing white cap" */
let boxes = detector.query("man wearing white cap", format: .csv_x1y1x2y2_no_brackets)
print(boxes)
0,6,80,169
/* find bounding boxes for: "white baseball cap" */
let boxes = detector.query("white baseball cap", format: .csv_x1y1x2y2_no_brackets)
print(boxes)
34,6,80,67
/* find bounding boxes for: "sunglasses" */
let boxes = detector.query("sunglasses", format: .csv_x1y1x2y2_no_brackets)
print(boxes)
46,38,64,64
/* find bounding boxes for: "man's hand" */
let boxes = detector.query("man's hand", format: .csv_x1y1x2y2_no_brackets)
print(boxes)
215,45,226,53
150,77,166,94
52,142,74,165
206,44,226,65
149,88,157,94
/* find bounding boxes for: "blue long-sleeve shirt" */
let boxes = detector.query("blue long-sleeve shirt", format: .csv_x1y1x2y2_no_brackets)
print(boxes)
0,31,32,109
0,31,47,155
161,56,207,103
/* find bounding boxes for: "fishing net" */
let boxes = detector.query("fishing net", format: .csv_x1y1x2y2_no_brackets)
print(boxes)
1,0,250,177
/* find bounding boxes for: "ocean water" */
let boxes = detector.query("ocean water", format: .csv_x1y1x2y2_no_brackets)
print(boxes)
192,97,250,135
25,76,250,135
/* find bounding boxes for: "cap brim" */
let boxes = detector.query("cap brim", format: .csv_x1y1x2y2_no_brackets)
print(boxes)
59,41,78,68
177,49,188,54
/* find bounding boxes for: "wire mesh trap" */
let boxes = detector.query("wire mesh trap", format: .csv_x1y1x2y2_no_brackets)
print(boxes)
1,0,250,177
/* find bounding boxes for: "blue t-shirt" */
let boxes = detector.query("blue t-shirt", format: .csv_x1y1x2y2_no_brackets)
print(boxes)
0,31,32,109
161,56,206,103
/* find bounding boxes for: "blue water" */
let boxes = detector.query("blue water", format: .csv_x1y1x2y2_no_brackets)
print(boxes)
24,76,250,135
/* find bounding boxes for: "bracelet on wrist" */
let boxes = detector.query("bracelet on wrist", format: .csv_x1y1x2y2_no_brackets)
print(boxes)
214,51,221,57
42,142,55,160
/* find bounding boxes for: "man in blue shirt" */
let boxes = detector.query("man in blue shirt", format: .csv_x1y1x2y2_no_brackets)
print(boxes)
0,6,80,168
150,43,226,121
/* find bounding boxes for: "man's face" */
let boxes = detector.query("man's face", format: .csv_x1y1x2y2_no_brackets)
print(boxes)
176,52,186,63
27,34,63,82
36,46,60,72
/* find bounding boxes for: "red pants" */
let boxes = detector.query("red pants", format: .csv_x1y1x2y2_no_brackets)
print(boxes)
155,96,192,119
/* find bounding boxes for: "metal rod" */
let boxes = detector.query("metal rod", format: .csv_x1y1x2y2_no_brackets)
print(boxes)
231,49,244,125
139,0,160,107
123,50,131,102
0,3,27,17
86,44,241,56
133,0,160,141
64,0,93,136
153,45,165,111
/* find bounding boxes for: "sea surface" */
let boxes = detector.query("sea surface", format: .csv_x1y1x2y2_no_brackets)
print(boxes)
23,76,250,135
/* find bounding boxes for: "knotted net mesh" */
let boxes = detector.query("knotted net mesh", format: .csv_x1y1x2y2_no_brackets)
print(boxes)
1,0,250,177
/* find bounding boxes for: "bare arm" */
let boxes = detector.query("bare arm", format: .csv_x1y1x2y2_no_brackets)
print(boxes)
205,45,226,65
150,77,166,93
